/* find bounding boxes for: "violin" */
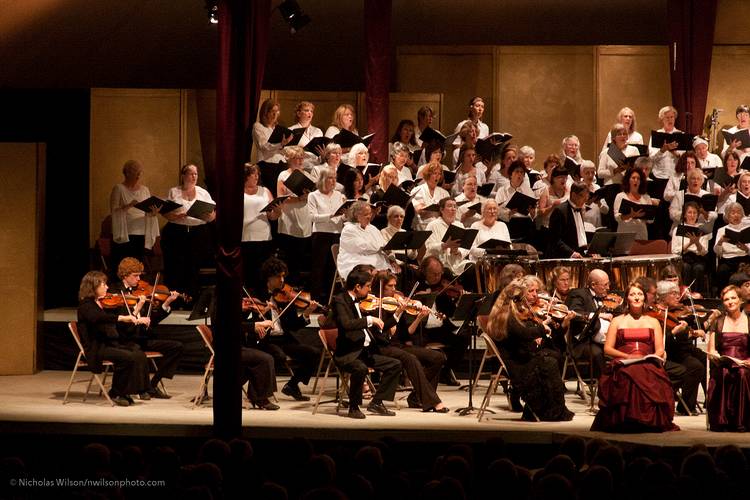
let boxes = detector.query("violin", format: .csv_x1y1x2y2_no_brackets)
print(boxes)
601,293,624,312
272,284,328,314
645,307,686,332
99,293,144,309
432,278,465,299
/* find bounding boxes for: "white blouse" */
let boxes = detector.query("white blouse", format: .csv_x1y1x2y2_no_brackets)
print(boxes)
668,188,717,231
455,193,486,228
167,185,215,227
337,222,389,279
277,169,313,238
495,183,537,222
252,122,286,163
597,144,641,185
242,187,273,242
410,183,450,230
110,183,159,250
648,127,685,180
715,222,750,259
670,224,711,257
613,192,653,240
469,219,511,260
424,217,471,276
307,189,347,234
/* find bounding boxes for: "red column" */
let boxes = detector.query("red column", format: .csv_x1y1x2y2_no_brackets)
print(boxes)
364,0,391,163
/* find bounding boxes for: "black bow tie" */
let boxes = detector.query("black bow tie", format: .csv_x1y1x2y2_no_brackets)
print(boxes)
572,207,584,214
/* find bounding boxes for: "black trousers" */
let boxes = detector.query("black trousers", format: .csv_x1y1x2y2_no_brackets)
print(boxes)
310,232,340,304
380,344,445,409
240,347,277,402
680,252,708,295
338,350,401,407
136,338,184,384
258,334,320,386
669,348,706,411
417,324,469,376
571,340,604,379
99,343,149,397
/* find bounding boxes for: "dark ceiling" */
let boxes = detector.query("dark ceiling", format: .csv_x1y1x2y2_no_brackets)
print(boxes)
1,0,668,90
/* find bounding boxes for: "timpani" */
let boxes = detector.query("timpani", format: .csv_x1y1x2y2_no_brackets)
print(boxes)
478,255,538,293
610,254,682,290
537,258,613,290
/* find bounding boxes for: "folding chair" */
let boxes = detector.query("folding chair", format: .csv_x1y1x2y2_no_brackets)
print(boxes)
63,322,115,406
471,315,497,397
561,332,597,409
328,244,346,305
476,332,514,421
193,325,214,408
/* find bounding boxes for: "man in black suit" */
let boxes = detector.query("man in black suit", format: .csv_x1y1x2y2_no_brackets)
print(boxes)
331,269,402,419
547,181,591,259
565,268,613,378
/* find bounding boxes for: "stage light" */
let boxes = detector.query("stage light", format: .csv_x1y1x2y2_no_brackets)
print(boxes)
205,0,219,24
278,0,311,34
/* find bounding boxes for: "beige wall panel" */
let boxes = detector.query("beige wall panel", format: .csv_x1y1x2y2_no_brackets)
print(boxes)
273,90,359,133
397,47,494,136
183,90,207,182
495,46,596,162
90,89,183,246
706,46,750,146
596,46,671,152
0,143,42,374
195,89,217,178
715,0,750,44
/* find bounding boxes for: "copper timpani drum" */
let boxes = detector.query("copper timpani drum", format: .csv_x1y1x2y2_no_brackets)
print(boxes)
478,255,538,292
610,254,682,290
537,258,613,290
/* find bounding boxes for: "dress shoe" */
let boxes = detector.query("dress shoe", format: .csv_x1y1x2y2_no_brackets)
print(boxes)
251,399,280,410
282,383,311,401
423,406,450,413
124,395,135,404
138,392,151,401
112,396,131,407
440,371,461,387
148,387,172,399
367,400,396,416
407,399,422,409
347,406,366,419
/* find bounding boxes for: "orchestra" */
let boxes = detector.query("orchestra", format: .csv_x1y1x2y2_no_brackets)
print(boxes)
77,99,750,434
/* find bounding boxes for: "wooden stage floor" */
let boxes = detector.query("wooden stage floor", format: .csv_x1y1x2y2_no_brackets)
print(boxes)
1,371,749,449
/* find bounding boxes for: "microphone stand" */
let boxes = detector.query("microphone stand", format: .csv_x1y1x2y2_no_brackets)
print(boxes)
453,293,490,416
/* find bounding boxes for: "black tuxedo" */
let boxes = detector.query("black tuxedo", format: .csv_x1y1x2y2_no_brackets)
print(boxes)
564,287,605,377
331,291,401,407
547,201,587,259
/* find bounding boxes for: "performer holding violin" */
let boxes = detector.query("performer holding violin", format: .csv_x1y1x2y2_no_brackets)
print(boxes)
254,257,322,402
523,275,576,367
77,271,151,407
414,256,470,387
369,271,449,412
106,258,184,399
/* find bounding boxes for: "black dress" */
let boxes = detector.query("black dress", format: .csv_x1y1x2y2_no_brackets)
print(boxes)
499,315,573,421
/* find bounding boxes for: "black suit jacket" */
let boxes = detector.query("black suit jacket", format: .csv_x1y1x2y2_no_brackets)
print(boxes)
547,201,586,259
565,288,602,342
107,282,170,342
331,291,393,365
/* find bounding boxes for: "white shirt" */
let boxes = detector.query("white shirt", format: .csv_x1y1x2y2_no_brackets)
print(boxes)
277,169,313,238
394,163,413,185
597,144,641,185
648,128,685,179
110,183,159,249
425,217,471,275
469,219,511,260
337,222,390,279
167,185,215,227
242,186,273,242
668,188,717,231
715,222,750,259
670,224,711,256
495,183,537,222
599,130,644,156
252,122,286,163
381,224,418,260
721,125,750,161
290,122,324,170
455,193,486,228
307,189,347,234
613,192,653,240
583,181,608,228
411,183,450,230
454,118,489,142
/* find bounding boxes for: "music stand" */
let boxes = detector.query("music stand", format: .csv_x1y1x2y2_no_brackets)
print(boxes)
383,230,431,265
188,286,215,324
576,306,601,412
587,231,636,257
451,293,489,416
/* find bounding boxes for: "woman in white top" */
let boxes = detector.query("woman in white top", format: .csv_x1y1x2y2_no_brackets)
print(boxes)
537,167,569,230
613,167,656,241
721,104,750,160
337,201,391,279
717,151,741,214
580,160,609,229
276,146,313,283
253,98,291,193
289,100,324,171
561,135,583,179
663,151,700,202
470,200,511,261
324,104,358,139
495,160,538,243
454,96,490,141
648,105,684,180
161,163,216,299
387,142,414,186
455,175,485,228
598,123,642,186
348,142,379,192
389,120,419,175
312,142,345,190
412,163,450,230
452,142,486,196
715,202,750,288
109,160,160,268
668,167,718,232
600,107,644,152
307,168,347,303
242,163,279,293
452,121,479,167
425,198,471,276
381,205,419,263
670,201,711,296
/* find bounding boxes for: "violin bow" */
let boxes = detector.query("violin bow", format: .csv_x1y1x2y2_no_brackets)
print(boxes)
242,286,270,321
682,279,701,332
378,279,383,321
269,289,304,330
147,272,160,320
119,290,135,318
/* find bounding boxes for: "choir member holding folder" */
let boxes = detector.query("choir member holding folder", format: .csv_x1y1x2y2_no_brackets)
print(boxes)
469,199,511,260
289,100,324,171
325,104,358,139
455,175,485,227
613,167,657,240
109,160,160,267
670,202,711,295
668,168,718,232
720,104,750,160
412,163,450,230
598,124,642,186
495,160,538,243
253,99,292,193
663,151,700,202
161,163,215,301
599,107,644,153
425,198,474,276
242,164,279,293
648,106,686,180
714,202,750,289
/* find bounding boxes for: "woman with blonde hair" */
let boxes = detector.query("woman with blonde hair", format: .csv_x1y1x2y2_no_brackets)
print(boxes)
325,103,358,139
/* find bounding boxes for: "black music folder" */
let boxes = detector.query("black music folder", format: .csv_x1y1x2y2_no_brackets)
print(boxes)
260,195,289,213
442,169,457,184
563,157,580,177
504,191,537,214
476,132,512,160
590,183,622,203
723,226,750,244
462,201,483,214
333,199,356,217
618,198,657,219
477,183,495,198
646,177,669,199
419,127,447,145
527,170,542,185
410,148,422,163
332,129,375,149
737,192,750,215
630,144,649,156
185,200,216,219
282,169,316,196
382,183,414,208
357,162,382,182
607,142,643,167
683,193,718,212
675,224,710,237
722,128,750,149
422,203,441,213
397,178,423,193
442,225,478,250
650,130,693,151
713,167,741,187
133,196,182,214
268,125,305,145
478,238,512,250
303,136,332,153
382,230,431,251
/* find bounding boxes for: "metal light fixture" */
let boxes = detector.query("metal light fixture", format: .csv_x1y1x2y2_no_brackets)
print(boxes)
205,0,218,24
278,0,311,34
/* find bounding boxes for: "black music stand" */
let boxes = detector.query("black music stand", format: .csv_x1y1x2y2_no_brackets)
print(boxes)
188,286,215,324
452,292,489,416
576,307,601,412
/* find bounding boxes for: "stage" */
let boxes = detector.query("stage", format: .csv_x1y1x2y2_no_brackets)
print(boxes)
1,370,749,450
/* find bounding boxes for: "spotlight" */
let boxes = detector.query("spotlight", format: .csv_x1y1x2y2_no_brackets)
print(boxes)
278,0,311,34
205,0,218,24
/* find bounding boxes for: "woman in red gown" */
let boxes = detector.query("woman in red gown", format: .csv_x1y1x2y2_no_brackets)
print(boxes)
590,282,679,432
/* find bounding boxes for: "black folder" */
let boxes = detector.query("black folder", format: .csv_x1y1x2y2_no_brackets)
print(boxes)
527,170,542,185
441,225,478,250
650,130,693,151
333,129,374,149
260,195,289,213
268,125,305,145
303,136,332,153
410,148,423,163
590,183,622,203
630,144,649,156
683,193,718,212
442,169,457,184
282,169,316,196
675,224,710,237
713,167,741,187
721,128,750,150
333,199,356,217
185,200,216,219
563,157,580,177
133,196,182,214
478,238,512,250
382,184,414,208
618,198,657,219
475,132,512,160
477,183,495,198
382,230,431,251
724,226,750,244
607,142,644,167
646,177,669,199
504,191,537,214
397,178,423,193
419,127,448,145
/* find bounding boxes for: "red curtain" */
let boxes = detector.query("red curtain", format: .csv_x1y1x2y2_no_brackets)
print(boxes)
364,0,391,163
668,0,717,135
212,0,271,439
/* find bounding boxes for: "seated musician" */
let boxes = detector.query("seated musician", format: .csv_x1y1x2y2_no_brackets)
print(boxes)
256,257,322,402
522,275,567,363
373,271,449,412
107,257,184,399
236,307,278,410
565,269,614,378
546,182,590,259
652,280,706,415
331,269,402,419
76,271,150,407
660,264,702,300
546,266,572,304
414,256,470,387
